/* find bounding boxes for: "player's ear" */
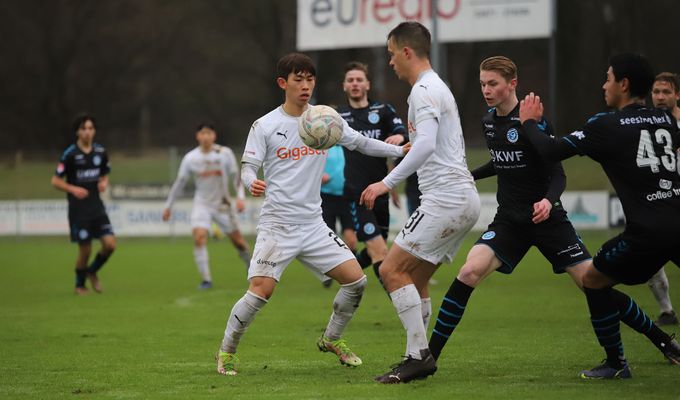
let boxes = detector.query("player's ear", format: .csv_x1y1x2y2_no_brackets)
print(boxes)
509,78,518,90
619,77,631,94
276,77,287,90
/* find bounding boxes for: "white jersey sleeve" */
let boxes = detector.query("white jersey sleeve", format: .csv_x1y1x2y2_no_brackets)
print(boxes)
382,118,438,189
221,146,245,201
164,154,192,209
338,119,404,157
242,121,267,168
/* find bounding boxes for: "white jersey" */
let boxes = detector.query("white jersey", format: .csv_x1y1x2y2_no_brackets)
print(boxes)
407,70,475,208
165,145,243,209
242,105,403,225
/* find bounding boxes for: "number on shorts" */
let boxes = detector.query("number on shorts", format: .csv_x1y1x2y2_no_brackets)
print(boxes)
328,231,348,249
403,210,425,234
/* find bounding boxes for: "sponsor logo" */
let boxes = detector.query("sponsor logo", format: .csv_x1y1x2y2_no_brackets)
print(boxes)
76,168,101,180
393,117,403,125
646,188,680,201
490,149,524,162
363,223,376,235
198,169,223,177
276,131,288,139
256,258,277,267
93,155,102,166
570,131,585,140
484,123,494,129
556,243,583,257
485,130,495,138
360,129,381,139
506,128,519,143
619,115,670,126
78,229,89,240
481,231,495,240
659,179,672,190
368,112,380,124
276,146,326,161
56,163,65,174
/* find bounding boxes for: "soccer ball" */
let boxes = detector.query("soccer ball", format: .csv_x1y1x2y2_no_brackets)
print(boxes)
298,105,344,150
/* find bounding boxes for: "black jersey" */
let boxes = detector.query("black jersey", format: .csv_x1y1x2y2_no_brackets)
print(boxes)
337,101,407,197
563,104,680,237
480,105,566,222
55,143,110,220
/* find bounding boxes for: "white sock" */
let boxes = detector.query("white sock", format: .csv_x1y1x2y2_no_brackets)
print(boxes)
238,248,251,271
193,246,211,282
220,291,267,353
323,275,367,340
421,297,432,329
390,284,428,360
648,268,674,313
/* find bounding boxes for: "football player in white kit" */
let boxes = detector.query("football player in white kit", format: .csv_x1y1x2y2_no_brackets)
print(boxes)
163,124,251,289
215,53,409,376
361,22,481,383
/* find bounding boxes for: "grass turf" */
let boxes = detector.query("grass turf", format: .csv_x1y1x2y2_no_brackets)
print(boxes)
0,232,677,399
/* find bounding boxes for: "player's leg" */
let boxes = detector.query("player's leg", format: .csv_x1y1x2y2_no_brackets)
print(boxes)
409,259,437,330
298,222,366,367
648,268,678,325
214,209,251,272
191,228,212,288
75,241,92,295
86,233,115,293
227,230,251,272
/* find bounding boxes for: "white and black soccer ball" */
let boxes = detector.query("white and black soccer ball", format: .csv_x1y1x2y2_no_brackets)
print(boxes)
298,105,343,150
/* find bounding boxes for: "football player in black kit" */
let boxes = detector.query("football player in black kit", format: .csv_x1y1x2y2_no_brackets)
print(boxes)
519,54,680,379
51,115,116,295
428,56,680,377
338,61,407,280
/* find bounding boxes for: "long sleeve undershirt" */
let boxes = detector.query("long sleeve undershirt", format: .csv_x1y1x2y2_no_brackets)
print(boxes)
382,118,438,189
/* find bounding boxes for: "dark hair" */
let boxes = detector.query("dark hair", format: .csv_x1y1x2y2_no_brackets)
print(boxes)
196,123,216,132
72,114,96,134
276,52,316,80
654,72,680,93
480,56,518,81
387,21,431,59
609,54,654,99
344,61,369,79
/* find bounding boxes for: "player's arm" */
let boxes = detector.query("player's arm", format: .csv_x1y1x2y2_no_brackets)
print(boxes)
163,157,190,221
97,148,111,193
533,161,566,224
361,118,437,209
241,161,265,197
519,93,579,161
470,161,496,180
224,148,246,212
339,119,406,158
51,154,88,199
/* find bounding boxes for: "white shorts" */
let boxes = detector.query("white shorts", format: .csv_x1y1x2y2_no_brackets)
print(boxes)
394,188,480,265
191,204,239,234
248,220,356,282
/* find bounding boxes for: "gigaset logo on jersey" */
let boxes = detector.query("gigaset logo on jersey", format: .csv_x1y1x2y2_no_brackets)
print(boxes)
276,146,326,161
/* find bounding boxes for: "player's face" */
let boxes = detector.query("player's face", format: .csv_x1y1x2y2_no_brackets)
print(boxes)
387,38,407,81
651,81,680,110
196,128,216,148
76,120,95,146
479,70,516,107
343,69,370,102
279,71,315,107
603,67,625,108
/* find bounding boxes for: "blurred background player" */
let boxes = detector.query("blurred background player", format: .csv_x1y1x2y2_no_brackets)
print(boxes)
648,72,680,325
51,115,116,295
519,54,680,379
162,124,250,289
361,22,480,383
321,143,357,288
216,52,408,376
338,61,407,282
429,56,676,369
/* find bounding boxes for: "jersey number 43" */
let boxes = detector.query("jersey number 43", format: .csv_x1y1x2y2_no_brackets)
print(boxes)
636,129,677,173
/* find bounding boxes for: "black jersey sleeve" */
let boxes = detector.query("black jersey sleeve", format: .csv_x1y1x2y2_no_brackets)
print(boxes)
101,148,111,176
55,147,73,178
522,119,579,162
560,113,611,161
384,103,407,136
544,162,566,204
471,161,496,180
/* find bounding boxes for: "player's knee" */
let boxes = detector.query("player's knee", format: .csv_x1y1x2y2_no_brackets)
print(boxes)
102,239,116,255
342,274,367,294
457,263,486,287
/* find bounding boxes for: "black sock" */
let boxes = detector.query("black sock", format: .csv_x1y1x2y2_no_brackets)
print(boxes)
87,252,110,274
75,268,87,287
610,288,670,351
355,248,372,269
428,278,474,361
583,287,625,366
372,261,390,297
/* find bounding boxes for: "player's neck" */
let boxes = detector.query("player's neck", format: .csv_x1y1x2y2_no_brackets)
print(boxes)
495,96,518,117
76,140,92,153
282,101,306,117
348,97,369,108
617,96,644,110
672,107,680,121
199,144,212,153
408,60,432,86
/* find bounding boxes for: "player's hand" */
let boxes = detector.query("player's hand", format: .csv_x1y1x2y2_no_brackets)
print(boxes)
401,142,412,155
385,134,405,145
70,186,89,199
519,92,544,124
235,199,245,213
390,189,401,209
250,179,266,197
532,198,552,224
360,181,389,210
162,208,171,221
321,173,330,184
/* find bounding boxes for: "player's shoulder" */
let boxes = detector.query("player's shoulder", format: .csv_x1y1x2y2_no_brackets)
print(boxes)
253,106,289,134
482,107,496,122
214,144,235,156
584,110,615,126
92,142,106,153
60,143,78,160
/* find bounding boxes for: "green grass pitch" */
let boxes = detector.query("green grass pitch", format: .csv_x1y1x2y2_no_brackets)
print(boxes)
1,232,677,399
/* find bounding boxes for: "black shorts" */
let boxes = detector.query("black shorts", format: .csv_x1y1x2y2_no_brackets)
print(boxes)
321,193,353,233
476,213,591,274
593,232,680,285
349,194,389,242
69,214,114,243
